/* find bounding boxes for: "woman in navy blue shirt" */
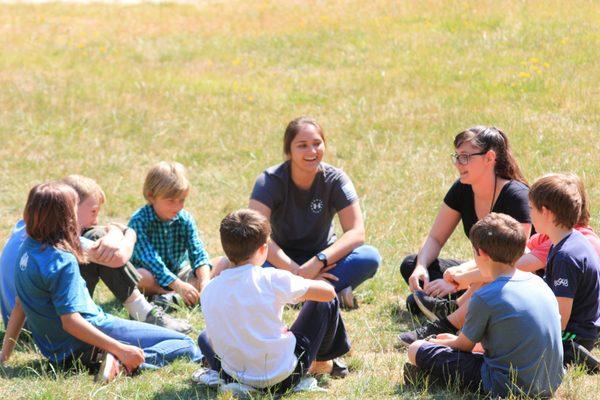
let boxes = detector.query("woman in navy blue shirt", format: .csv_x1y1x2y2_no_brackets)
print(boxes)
249,117,381,308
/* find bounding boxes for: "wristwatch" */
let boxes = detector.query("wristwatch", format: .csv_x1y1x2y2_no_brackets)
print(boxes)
316,252,328,267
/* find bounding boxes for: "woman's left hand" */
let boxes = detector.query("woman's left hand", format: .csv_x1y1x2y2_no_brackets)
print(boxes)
424,279,457,298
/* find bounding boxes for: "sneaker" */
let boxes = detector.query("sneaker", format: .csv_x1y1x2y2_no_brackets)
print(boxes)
413,290,458,322
405,294,422,317
95,352,122,384
145,305,193,334
567,341,600,373
331,358,349,379
191,367,224,387
397,318,458,346
337,287,358,310
151,293,185,312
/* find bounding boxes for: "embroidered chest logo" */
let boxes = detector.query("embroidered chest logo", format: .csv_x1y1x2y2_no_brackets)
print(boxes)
554,278,569,288
19,253,29,271
310,199,324,214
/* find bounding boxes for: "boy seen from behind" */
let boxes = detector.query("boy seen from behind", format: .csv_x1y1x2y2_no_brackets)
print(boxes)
195,209,350,393
405,213,564,398
529,173,600,373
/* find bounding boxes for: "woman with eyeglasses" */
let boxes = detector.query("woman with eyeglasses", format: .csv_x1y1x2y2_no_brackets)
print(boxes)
399,126,531,333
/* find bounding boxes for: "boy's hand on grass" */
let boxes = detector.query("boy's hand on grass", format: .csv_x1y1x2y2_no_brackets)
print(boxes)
115,344,145,372
171,279,200,306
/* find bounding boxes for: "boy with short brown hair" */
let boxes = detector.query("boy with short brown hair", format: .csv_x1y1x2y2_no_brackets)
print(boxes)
529,173,600,372
405,213,564,397
195,209,351,393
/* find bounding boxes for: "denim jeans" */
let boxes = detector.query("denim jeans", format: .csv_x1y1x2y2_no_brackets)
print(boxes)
264,244,381,292
96,316,202,369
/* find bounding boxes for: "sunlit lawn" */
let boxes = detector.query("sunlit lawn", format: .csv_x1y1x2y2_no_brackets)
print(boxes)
0,0,598,398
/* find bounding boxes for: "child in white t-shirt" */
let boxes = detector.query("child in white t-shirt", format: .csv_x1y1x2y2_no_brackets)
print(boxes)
196,209,351,393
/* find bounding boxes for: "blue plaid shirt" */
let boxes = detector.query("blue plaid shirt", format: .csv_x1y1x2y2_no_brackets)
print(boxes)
128,204,210,288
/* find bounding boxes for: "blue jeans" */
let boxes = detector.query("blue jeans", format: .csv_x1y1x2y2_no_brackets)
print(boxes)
264,245,380,292
96,316,202,369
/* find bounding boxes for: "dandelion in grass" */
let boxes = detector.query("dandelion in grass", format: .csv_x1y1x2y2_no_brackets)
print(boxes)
519,72,531,79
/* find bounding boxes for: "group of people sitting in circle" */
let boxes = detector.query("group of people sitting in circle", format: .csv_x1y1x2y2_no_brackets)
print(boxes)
0,118,597,398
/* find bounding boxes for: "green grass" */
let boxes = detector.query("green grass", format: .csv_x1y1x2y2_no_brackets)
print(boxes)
0,0,599,398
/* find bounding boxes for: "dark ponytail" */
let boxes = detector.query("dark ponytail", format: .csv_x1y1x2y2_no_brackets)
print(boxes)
454,126,527,185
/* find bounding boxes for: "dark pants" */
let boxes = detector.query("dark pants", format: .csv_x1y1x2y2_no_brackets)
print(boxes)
80,227,141,303
198,297,351,393
414,342,485,393
400,254,465,299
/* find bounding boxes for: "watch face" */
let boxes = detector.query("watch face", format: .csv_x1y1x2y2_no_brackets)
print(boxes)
317,253,326,262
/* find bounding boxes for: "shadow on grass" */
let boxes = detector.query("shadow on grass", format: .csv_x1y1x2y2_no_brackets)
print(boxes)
97,297,124,315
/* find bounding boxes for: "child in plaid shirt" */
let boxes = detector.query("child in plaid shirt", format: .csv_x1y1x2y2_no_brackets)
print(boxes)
129,161,211,307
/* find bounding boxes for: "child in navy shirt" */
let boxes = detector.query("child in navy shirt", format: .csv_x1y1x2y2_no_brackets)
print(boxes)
530,173,600,372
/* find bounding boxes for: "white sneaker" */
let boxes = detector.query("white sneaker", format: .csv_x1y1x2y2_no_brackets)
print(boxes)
191,367,224,387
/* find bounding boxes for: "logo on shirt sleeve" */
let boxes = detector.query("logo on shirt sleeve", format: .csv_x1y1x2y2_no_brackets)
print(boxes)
554,278,569,287
310,198,324,214
19,253,29,271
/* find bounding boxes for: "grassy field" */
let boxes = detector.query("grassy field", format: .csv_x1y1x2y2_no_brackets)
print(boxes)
0,0,599,398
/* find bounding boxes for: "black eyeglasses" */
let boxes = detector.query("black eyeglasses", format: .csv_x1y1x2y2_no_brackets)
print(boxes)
451,151,487,165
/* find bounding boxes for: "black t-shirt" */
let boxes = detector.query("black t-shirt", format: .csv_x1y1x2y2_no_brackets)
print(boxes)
443,179,531,237
250,161,358,259
545,230,600,339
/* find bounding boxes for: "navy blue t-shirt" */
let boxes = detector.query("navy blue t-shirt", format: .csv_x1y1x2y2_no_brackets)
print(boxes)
251,161,358,259
443,179,531,237
544,230,600,340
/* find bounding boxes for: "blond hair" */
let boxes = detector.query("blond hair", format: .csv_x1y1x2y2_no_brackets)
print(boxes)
143,161,190,201
61,175,106,205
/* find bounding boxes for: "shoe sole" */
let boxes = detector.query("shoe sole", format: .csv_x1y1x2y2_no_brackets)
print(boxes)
96,352,121,383
413,293,439,322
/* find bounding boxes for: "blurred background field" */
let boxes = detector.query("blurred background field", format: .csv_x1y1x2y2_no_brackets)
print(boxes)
0,0,598,398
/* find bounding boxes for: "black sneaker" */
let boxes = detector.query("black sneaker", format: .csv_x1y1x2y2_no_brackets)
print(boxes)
397,318,458,346
405,294,422,317
413,290,458,322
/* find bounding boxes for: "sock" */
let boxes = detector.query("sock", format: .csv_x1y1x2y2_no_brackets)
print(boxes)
123,290,153,321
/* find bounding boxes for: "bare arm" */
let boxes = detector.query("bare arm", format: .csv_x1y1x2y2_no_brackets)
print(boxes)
297,202,365,279
298,279,336,303
515,253,545,273
556,297,573,331
0,298,26,364
248,199,300,272
87,225,137,268
409,204,461,292
60,313,145,371
429,332,475,352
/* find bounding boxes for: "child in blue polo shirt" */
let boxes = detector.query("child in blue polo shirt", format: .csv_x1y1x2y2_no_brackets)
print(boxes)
529,173,600,373
0,181,201,382
129,161,218,308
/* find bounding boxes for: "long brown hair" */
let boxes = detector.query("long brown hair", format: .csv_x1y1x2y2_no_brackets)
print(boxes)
24,181,86,263
454,126,527,185
283,117,326,157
